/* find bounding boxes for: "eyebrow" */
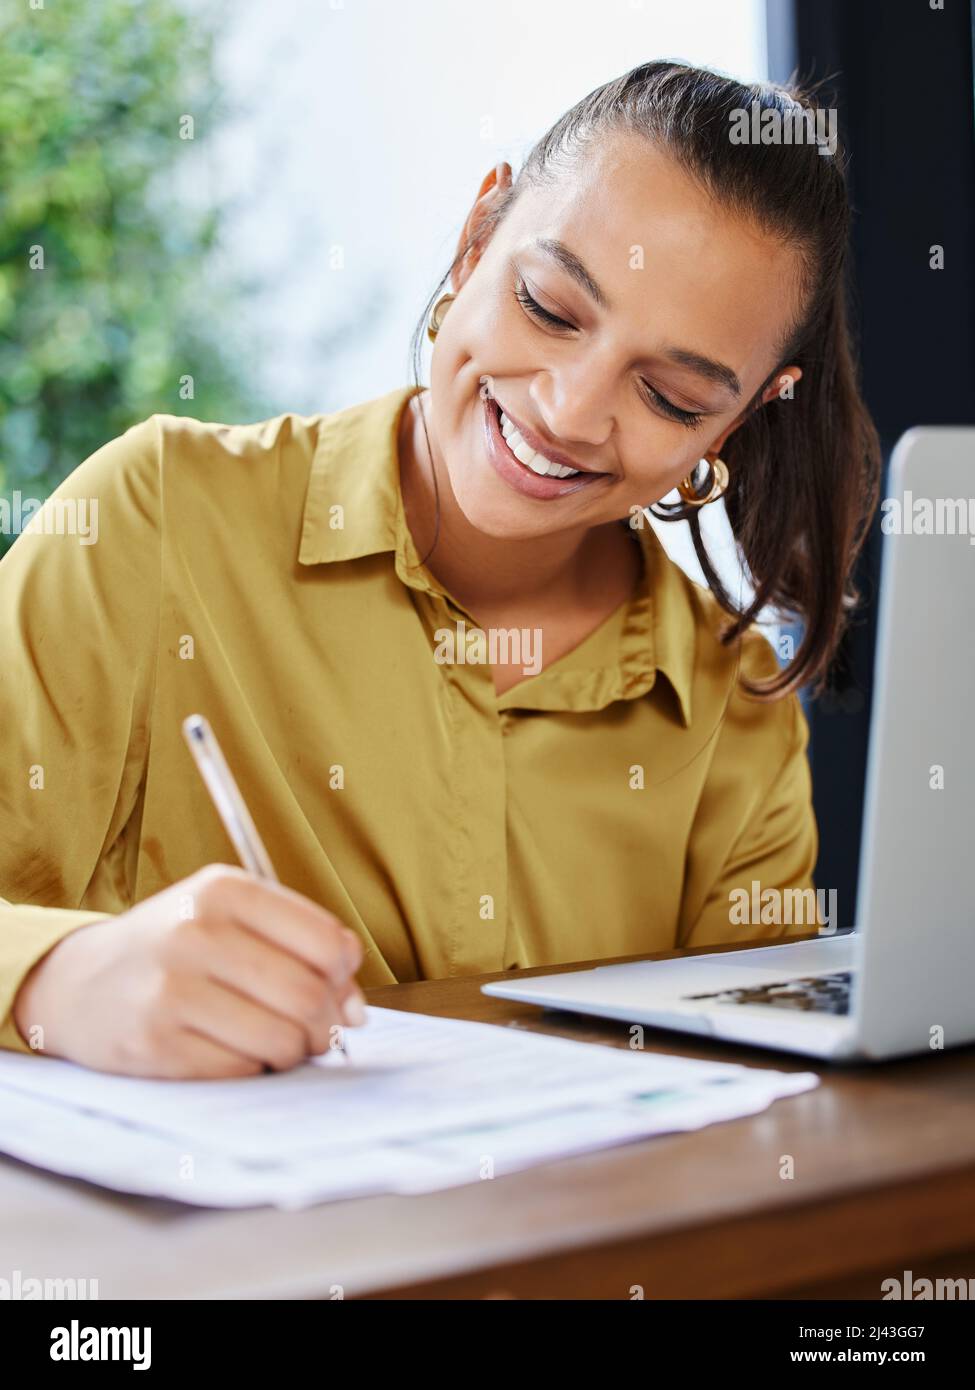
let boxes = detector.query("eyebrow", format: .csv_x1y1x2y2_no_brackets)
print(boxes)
660,345,742,400
532,236,743,400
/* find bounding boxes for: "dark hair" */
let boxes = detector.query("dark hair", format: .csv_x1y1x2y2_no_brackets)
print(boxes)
408,59,882,700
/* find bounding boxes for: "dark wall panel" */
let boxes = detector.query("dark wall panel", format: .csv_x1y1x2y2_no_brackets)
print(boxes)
766,0,975,924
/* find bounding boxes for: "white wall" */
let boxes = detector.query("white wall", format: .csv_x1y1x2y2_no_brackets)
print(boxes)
191,0,766,408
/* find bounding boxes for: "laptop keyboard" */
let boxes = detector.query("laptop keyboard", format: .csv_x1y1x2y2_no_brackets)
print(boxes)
683,970,853,1016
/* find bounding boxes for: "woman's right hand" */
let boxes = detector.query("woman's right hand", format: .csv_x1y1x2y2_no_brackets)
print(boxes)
11,864,367,1079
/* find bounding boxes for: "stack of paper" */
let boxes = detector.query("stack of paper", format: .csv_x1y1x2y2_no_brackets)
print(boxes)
0,1007,817,1209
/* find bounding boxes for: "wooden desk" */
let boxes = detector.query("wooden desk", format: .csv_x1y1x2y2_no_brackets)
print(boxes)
2,941,975,1300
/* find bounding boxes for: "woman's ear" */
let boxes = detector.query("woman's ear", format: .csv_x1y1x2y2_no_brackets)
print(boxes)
706,366,803,458
452,162,513,291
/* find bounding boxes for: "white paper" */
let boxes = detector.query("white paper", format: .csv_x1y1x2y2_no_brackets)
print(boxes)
0,1006,818,1208
0,1007,747,1160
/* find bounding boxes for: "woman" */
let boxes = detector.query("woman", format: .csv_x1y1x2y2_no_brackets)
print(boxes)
0,61,880,1078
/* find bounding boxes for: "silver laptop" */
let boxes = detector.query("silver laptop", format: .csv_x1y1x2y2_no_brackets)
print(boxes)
484,428,975,1062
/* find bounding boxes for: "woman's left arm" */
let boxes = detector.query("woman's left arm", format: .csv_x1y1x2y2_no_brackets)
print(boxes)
678,670,824,949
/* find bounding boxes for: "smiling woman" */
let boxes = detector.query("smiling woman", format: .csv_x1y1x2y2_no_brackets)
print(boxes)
0,59,881,1080
406,59,881,699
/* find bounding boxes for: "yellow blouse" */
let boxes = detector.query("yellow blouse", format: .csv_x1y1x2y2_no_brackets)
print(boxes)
0,385,819,1054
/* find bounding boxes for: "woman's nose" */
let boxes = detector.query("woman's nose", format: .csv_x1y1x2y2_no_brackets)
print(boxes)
529,374,615,450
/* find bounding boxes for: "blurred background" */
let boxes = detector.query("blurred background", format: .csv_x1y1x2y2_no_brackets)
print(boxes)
2,0,973,922
0,0,765,555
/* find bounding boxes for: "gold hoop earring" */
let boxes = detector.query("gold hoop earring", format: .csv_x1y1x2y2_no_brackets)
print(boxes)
427,292,456,342
676,457,729,507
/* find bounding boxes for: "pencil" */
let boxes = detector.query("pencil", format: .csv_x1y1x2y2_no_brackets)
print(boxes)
181,713,350,1064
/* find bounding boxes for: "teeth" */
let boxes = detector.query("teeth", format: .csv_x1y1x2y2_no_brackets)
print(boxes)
498,409,580,478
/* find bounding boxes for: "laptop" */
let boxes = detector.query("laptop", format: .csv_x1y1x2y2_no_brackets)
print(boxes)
483,427,975,1062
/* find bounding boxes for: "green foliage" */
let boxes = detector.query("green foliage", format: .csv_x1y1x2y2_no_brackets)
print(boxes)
0,0,270,550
